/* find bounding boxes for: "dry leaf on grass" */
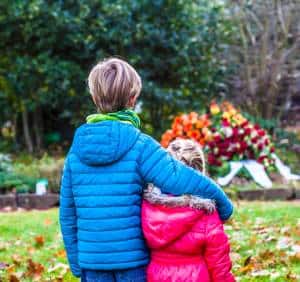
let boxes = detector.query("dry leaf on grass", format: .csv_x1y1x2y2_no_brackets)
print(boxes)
25,259,44,280
9,274,20,282
34,235,45,247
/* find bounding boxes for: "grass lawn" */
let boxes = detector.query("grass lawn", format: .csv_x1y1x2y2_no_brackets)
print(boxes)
0,201,299,281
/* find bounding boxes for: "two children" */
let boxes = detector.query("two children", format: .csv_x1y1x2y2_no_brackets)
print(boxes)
142,139,234,282
59,58,234,281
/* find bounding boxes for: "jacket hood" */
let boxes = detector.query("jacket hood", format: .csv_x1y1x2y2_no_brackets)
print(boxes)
71,121,140,166
142,201,204,249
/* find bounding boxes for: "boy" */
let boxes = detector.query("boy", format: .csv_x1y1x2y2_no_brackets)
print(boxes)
59,58,233,281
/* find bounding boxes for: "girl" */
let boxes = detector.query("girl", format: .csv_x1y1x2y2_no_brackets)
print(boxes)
142,139,235,282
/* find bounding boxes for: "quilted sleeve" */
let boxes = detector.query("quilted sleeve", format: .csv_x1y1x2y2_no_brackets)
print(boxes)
138,135,233,220
59,156,81,277
204,214,235,282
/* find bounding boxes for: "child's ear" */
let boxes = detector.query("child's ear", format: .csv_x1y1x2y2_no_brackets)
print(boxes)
91,94,97,106
128,94,139,108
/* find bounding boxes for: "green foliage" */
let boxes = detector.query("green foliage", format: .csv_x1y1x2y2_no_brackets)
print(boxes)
12,154,64,193
0,172,36,193
0,0,234,149
0,153,36,193
208,162,230,177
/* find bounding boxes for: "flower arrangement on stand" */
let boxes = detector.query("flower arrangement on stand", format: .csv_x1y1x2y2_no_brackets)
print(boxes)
161,101,275,176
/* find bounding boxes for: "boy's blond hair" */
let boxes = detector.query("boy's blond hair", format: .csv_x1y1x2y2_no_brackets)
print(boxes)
167,139,206,175
88,58,142,113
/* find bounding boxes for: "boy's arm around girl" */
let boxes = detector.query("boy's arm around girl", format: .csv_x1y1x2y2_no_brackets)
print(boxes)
59,133,233,278
138,134,233,221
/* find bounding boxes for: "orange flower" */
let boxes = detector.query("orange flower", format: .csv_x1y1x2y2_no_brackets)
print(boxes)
161,130,174,147
172,122,183,132
183,123,193,132
199,138,206,146
189,112,198,124
204,132,213,142
187,130,200,140
196,120,204,129
174,116,182,124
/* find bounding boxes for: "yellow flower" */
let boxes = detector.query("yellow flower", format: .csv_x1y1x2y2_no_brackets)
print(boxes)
210,103,220,115
222,111,231,120
229,108,237,116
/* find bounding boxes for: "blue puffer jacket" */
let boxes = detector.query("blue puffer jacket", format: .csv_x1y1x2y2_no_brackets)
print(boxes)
59,121,233,277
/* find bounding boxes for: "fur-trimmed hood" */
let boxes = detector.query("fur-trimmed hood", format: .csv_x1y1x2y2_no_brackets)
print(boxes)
143,185,215,213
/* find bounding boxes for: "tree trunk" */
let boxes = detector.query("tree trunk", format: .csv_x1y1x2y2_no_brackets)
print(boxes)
21,108,33,153
33,107,44,152
12,113,18,149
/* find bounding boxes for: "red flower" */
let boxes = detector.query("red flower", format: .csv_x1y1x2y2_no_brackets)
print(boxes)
245,128,251,135
270,147,275,153
224,151,233,159
214,134,222,142
258,129,266,137
232,127,239,137
219,139,230,149
208,153,216,165
241,121,249,127
222,119,230,127
247,150,255,159
258,155,266,163
240,141,248,150
254,124,261,130
258,143,264,151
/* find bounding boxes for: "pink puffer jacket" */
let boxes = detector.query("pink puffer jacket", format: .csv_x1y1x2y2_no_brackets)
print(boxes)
142,200,235,282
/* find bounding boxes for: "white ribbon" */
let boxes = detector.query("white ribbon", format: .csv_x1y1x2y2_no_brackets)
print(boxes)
217,155,300,188
217,160,272,188
272,154,300,181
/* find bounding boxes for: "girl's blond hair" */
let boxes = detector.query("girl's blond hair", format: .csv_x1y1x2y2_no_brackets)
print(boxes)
167,139,206,175
144,139,215,212
88,58,142,113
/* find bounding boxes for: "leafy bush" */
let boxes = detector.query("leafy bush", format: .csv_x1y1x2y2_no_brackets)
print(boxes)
0,153,37,193
13,154,64,193
0,0,234,152
0,153,63,193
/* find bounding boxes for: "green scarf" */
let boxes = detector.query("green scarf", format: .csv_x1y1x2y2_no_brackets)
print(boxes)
86,109,141,129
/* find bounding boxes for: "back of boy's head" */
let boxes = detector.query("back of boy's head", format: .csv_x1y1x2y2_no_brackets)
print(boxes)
88,58,142,113
167,139,206,175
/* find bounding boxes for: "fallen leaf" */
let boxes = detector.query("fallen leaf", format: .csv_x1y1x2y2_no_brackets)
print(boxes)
27,246,35,255
55,249,66,258
9,274,20,282
34,235,45,247
259,250,275,260
243,255,252,266
11,255,22,266
44,218,52,226
6,264,15,274
286,272,298,282
25,259,44,279
249,235,257,246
